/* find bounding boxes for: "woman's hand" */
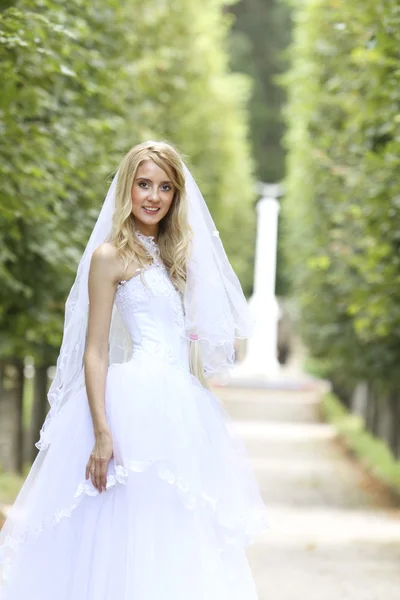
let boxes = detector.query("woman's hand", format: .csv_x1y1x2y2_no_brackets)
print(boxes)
85,429,113,493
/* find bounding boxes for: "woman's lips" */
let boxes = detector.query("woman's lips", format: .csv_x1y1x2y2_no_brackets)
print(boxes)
142,206,160,214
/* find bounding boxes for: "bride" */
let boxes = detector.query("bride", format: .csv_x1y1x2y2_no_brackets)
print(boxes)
0,140,269,600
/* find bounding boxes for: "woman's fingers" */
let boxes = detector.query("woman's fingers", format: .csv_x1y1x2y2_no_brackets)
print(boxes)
86,457,95,482
90,457,109,492
94,460,101,492
87,454,98,490
99,458,108,492
86,440,113,492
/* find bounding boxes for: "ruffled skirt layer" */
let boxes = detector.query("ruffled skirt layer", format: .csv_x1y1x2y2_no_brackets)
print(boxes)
0,354,269,600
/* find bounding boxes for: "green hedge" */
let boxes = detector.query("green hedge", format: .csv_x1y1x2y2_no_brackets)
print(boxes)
280,0,400,392
0,0,255,365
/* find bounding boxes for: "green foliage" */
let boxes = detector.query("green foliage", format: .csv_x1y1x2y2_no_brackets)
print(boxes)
322,393,400,496
0,0,255,364
228,0,292,295
228,0,292,183
281,0,400,389
0,468,26,505
0,0,129,363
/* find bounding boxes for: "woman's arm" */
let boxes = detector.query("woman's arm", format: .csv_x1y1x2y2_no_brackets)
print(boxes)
83,243,122,493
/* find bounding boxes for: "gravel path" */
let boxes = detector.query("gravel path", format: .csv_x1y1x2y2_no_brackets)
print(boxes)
216,383,400,600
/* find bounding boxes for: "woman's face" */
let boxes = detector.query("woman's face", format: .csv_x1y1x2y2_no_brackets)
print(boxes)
131,159,175,235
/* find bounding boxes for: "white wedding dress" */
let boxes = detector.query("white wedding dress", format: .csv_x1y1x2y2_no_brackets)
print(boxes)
0,232,269,600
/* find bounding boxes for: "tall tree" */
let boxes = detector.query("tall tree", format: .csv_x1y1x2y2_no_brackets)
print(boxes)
228,0,292,183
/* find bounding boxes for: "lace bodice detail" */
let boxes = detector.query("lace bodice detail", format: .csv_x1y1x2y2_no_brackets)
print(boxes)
118,231,162,282
114,231,189,370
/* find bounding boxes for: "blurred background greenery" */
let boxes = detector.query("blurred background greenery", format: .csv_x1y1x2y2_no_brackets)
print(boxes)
1,0,400,505
280,0,400,465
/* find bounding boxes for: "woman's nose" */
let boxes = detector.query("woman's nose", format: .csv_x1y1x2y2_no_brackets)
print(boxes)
149,186,160,201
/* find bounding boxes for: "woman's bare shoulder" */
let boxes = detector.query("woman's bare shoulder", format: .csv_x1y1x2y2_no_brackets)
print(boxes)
90,243,124,283
91,243,142,283
92,242,118,260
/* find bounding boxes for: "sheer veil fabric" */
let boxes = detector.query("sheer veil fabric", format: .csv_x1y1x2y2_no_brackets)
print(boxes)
36,152,254,452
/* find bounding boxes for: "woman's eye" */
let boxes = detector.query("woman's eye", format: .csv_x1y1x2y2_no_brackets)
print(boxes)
138,181,171,191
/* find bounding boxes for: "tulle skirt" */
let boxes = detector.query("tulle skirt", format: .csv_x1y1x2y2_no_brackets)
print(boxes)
0,354,269,600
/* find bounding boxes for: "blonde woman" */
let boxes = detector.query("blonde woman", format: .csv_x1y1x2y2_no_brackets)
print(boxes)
0,141,269,600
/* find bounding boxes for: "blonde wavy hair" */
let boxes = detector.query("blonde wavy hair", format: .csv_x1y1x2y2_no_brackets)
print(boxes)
110,140,208,389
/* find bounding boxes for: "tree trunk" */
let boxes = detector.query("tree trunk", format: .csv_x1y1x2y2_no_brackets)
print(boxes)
351,381,369,419
15,360,24,473
388,391,400,459
30,365,49,462
0,359,25,473
365,386,379,435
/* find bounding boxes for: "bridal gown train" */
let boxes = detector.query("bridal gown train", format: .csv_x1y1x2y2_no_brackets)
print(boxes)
0,232,269,600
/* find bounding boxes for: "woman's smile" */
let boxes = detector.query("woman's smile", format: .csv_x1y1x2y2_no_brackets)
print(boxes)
142,206,160,214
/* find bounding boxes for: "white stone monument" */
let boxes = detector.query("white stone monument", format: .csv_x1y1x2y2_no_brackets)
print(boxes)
233,183,281,379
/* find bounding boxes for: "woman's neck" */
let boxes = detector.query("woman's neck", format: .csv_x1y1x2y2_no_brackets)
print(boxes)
134,223,159,241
